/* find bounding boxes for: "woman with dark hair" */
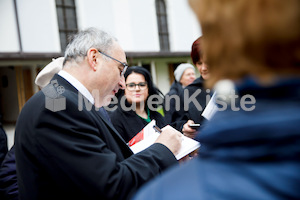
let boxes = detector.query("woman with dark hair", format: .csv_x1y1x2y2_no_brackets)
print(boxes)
109,66,167,143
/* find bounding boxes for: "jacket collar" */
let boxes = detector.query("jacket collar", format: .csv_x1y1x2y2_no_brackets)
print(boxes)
196,76,300,162
50,74,131,151
236,76,300,100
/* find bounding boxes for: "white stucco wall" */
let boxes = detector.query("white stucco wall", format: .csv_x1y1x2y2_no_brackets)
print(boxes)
16,0,61,52
0,0,200,53
121,0,160,52
167,0,202,52
0,0,20,52
76,0,160,52
76,0,116,35
155,61,171,94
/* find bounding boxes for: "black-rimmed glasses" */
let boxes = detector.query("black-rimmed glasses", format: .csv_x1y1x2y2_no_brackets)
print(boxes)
98,50,128,76
126,82,148,91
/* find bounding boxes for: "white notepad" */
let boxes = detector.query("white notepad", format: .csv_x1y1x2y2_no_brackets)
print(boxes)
130,122,200,160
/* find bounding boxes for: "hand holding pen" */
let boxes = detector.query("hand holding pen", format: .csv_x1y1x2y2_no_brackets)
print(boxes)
153,125,182,156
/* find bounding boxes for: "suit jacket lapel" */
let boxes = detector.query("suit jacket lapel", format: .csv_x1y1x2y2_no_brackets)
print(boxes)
51,74,133,154
92,108,127,143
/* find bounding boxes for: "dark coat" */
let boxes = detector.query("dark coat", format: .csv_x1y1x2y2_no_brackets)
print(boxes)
163,81,191,131
0,125,7,165
109,100,167,143
0,146,18,200
14,74,177,200
133,77,300,200
173,77,207,125
163,81,184,124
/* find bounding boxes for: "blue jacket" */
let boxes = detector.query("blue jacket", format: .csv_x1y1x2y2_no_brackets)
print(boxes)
0,146,18,200
133,77,300,200
0,125,8,165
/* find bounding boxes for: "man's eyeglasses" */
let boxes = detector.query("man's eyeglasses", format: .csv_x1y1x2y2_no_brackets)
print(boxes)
126,82,148,91
98,50,128,76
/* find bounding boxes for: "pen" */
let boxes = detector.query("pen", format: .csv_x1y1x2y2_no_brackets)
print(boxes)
153,125,162,133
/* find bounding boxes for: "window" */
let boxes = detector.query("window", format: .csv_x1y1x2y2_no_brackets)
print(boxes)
156,0,170,51
56,0,78,52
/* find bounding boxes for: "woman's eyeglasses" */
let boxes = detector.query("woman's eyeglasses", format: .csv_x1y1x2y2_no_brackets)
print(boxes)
126,82,148,91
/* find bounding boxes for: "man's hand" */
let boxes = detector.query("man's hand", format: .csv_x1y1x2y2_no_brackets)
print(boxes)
155,125,182,156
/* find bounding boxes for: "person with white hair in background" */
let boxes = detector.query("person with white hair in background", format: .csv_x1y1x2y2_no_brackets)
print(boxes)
163,63,196,125
174,63,196,88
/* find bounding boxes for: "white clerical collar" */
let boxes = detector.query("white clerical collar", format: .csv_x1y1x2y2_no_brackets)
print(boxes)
58,70,94,104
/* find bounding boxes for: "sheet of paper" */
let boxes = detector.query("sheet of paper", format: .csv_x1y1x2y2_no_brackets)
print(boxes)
175,134,200,160
202,92,218,120
130,132,160,154
127,120,156,146
130,124,200,160
142,119,156,138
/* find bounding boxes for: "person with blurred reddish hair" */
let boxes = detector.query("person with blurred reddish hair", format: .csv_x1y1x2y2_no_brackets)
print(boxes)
133,0,300,199
170,36,212,139
191,36,210,80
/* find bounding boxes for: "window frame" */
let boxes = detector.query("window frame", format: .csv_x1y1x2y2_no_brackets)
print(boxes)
155,0,170,51
56,0,78,52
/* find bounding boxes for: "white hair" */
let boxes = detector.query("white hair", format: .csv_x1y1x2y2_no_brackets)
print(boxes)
63,27,118,65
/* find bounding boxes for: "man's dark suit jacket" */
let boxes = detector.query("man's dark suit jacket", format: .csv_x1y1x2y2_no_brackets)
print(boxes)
15,74,177,200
